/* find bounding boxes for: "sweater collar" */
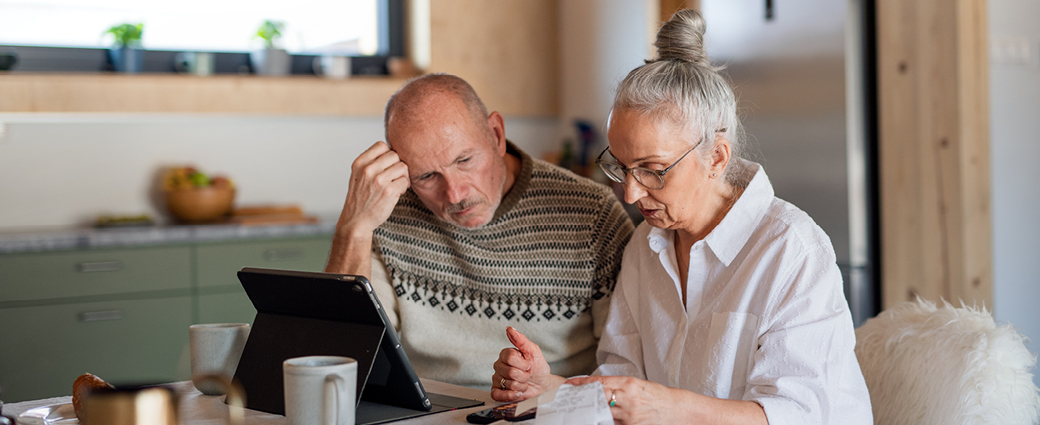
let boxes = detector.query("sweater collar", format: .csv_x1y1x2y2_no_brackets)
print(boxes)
490,140,532,224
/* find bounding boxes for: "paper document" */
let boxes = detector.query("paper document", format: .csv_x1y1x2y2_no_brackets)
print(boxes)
521,382,612,425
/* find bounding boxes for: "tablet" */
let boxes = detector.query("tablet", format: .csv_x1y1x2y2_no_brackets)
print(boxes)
232,267,483,424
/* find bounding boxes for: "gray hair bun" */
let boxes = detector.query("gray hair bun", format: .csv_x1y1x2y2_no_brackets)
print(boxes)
654,9,710,67
613,8,743,183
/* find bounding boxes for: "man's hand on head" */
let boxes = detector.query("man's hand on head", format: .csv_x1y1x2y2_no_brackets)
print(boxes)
336,141,411,237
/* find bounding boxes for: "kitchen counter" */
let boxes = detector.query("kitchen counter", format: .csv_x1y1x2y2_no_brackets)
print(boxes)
0,219,337,254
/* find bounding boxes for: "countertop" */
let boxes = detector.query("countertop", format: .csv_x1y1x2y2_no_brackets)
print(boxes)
0,219,337,255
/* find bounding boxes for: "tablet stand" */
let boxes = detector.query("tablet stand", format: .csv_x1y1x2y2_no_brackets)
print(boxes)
230,268,483,424
232,312,385,415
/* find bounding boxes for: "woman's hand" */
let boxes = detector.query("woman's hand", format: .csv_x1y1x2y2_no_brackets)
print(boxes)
491,327,565,402
566,375,767,425
566,375,683,425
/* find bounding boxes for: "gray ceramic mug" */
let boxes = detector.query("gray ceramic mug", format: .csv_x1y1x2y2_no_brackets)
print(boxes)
189,323,250,395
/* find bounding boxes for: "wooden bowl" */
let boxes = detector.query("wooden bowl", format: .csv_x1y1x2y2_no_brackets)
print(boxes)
164,186,235,223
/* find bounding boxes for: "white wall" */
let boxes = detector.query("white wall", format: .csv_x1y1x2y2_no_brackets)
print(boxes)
0,114,557,229
989,0,1040,387
0,0,658,231
558,0,655,151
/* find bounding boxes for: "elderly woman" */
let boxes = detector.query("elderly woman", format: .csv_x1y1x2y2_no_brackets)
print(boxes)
491,10,872,425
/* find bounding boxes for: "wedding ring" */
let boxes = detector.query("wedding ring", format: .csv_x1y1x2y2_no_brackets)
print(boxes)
500,377,507,390
609,390,617,407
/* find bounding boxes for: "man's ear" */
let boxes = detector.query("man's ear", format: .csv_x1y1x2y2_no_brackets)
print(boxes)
488,111,507,155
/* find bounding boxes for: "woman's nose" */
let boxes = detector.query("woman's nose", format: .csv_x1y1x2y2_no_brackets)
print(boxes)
622,173,646,204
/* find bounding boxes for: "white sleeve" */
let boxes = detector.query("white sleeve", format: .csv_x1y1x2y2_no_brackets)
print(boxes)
593,246,646,379
369,253,400,331
746,246,872,425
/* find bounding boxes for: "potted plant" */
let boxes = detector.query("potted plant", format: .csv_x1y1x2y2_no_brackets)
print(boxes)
250,20,291,76
104,22,144,73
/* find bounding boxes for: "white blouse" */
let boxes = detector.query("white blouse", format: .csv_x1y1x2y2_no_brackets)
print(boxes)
594,161,872,425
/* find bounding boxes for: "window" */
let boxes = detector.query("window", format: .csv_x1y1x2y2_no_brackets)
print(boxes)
0,0,403,75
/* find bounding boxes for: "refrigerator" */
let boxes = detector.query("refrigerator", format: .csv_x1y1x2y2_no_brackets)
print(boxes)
699,0,879,325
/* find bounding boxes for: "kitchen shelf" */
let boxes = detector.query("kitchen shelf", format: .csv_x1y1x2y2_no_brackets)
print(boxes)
0,73,408,116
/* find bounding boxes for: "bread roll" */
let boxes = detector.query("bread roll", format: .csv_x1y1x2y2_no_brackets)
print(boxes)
72,373,114,419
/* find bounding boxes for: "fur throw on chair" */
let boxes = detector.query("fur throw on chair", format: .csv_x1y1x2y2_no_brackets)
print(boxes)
855,299,1040,425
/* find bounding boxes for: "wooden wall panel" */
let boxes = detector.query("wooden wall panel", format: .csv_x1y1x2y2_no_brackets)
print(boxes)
0,75,406,115
659,0,700,22
428,0,558,117
877,0,991,309
956,0,994,310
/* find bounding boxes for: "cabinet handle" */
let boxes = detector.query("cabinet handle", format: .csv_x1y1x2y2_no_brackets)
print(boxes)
263,248,304,262
79,310,124,322
76,261,123,273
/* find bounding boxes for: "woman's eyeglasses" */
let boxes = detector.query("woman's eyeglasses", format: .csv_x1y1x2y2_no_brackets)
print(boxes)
594,142,698,190
595,129,725,190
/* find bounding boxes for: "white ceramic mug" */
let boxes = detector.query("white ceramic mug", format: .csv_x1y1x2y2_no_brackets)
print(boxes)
189,323,250,395
313,55,350,79
283,356,357,425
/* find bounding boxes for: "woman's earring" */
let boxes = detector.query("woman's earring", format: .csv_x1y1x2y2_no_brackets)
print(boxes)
712,173,718,178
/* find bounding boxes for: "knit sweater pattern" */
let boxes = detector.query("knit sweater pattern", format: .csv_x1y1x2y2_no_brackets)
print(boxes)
372,145,633,387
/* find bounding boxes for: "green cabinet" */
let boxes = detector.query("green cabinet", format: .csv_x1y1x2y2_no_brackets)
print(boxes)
196,238,332,288
0,297,192,402
0,246,192,302
0,234,332,402
198,290,257,325
196,238,331,325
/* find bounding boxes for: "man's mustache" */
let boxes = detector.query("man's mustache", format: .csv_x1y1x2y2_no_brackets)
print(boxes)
446,198,481,214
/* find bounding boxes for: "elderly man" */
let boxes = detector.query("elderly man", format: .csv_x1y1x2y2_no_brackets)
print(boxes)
326,73,633,389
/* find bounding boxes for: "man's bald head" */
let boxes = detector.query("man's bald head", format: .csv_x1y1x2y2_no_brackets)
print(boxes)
378,74,515,228
383,73,491,145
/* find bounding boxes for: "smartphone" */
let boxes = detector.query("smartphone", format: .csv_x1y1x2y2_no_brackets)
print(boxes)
466,403,537,424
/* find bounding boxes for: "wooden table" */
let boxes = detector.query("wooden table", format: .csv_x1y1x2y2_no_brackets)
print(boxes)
2,379,499,425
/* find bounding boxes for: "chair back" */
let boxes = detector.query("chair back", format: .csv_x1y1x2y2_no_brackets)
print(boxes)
855,299,1040,425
